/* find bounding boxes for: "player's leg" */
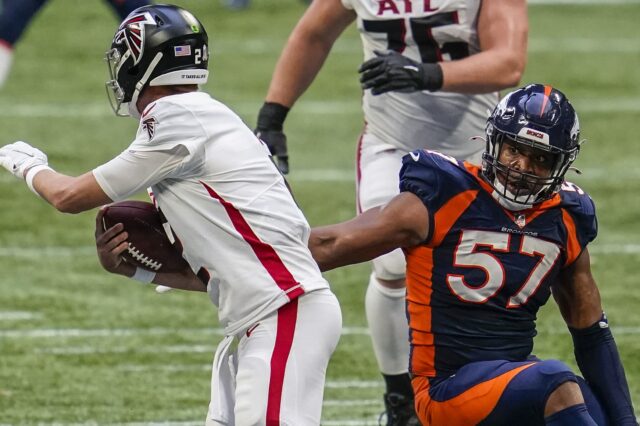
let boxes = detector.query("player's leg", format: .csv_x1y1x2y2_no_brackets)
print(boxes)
233,290,342,425
544,381,597,425
278,289,342,424
357,132,417,425
575,376,608,425
103,0,151,20
414,359,598,425
0,0,48,87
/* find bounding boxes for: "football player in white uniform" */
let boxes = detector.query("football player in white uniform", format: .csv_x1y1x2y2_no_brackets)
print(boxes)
255,1,527,423
0,5,342,425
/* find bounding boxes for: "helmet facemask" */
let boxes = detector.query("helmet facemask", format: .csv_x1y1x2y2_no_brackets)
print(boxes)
482,126,577,208
105,47,129,116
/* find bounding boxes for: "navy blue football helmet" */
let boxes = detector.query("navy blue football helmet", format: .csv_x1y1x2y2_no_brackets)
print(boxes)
105,4,209,118
482,84,581,206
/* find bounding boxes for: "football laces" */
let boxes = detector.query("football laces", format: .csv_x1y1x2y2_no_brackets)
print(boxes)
127,245,162,271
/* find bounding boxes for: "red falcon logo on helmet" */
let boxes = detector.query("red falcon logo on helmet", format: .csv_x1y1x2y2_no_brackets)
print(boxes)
113,12,157,65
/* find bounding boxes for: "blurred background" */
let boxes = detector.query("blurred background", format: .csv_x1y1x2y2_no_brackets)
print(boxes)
0,0,638,424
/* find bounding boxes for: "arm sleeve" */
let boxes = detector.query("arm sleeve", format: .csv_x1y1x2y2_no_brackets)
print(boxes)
92,145,190,201
570,315,637,424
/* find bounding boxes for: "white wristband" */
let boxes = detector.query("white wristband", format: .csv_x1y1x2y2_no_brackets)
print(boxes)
131,267,157,284
25,165,53,196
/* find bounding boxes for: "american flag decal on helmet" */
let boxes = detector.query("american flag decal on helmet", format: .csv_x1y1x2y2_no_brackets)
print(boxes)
113,12,157,65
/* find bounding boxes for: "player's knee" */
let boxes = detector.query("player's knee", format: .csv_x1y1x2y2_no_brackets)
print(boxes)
372,249,406,282
545,381,584,416
533,360,583,416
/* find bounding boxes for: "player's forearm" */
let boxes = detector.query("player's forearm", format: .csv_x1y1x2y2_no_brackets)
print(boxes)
265,32,335,107
32,169,111,214
112,262,206,292
439,49,526,94
151,267,207,292
570,317,636,424
440,0,527,93
309,225,391,272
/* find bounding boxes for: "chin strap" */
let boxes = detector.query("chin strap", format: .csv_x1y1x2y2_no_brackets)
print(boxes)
491,179,534,211
128,52,164,119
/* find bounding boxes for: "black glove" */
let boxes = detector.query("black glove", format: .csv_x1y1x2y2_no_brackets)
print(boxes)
358,50,443,95
255,102,290,174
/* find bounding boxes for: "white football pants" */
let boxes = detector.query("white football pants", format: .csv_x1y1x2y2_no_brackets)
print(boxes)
206,289,342,426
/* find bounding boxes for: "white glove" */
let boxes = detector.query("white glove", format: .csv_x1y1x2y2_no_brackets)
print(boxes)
155,285,173,294
0,141,48,179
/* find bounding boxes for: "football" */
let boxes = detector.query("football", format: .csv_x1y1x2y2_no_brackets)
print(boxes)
101,200,188,273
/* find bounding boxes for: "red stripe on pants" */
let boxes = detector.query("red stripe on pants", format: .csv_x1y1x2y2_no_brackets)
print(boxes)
266,299,299,425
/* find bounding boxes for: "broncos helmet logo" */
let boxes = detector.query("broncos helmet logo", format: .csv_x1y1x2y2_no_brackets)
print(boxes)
113,12,157,65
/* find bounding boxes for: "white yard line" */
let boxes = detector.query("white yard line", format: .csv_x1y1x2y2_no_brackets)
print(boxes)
1,166,640,186
0,326,369,339
529,38,640,54
3,324,640,341
1,96,640,118
1,242,639,260
0,311,42,321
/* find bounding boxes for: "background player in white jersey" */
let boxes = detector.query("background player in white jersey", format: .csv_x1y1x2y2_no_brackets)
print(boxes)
255,0,528,423
0,5,342,425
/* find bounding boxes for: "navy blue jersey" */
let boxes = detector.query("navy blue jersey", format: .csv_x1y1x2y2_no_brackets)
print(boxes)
399,150,597,378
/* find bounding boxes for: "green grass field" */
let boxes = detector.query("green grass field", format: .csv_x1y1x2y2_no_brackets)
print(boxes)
0,0,639,424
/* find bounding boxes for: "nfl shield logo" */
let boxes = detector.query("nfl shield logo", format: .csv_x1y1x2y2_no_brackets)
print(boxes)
515,214,526,228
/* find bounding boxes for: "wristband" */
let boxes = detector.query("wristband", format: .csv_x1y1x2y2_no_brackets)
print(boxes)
256,102,290,131
132,267,156,284
25,165,53,196
421,63,444,92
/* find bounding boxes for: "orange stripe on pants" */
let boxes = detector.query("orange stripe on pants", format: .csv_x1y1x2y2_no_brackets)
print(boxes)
413,363,535,425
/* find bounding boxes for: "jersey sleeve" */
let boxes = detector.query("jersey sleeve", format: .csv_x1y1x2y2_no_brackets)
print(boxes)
129,99,204,154
399,150,466,212
559,182,598,266
92,146,190,201
92,99,206,201
399,150,471,243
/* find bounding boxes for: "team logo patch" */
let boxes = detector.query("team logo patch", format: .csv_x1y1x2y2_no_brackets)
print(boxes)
113,12,157,65
142,117,157,140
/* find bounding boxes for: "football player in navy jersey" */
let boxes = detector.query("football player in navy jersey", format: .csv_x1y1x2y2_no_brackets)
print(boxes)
0,0,150,87
309,84,637,425
255,1,528,422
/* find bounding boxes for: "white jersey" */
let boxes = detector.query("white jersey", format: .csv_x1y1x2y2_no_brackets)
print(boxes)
94,92,329,335
342,0,498,162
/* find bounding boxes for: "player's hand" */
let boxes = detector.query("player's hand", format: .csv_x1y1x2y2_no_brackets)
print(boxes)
0,141,48,179
95,208,130,274
256,129,289,174
255,102,291,174
358,50,443,95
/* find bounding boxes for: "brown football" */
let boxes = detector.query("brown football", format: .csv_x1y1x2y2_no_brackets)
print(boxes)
101,200,188,273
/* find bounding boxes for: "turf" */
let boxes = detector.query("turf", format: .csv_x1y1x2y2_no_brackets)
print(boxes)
0,0,638,424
